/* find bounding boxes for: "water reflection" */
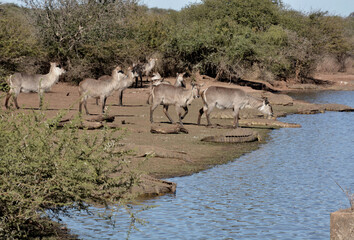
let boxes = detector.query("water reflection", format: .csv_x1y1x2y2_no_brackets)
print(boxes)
59,91,354,239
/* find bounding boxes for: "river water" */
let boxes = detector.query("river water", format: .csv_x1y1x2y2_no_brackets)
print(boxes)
59,91,354,240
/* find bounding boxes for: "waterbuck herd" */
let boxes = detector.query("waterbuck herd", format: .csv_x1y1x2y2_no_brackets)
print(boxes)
4,59,273,128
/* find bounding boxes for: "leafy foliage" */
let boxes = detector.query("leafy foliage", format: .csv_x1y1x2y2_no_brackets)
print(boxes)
0,109,138,238
1,0,353,83
0,4,44,85
0,4,42,61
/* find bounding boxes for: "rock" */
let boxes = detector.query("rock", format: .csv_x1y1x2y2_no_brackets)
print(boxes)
130,174,177,198
330,208,354,240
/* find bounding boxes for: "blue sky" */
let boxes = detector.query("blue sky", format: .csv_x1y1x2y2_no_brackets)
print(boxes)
1,0,353,16
142,0,353,17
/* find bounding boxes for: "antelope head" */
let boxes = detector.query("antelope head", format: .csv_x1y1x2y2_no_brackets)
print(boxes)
51,62,66,76
259,98,273,118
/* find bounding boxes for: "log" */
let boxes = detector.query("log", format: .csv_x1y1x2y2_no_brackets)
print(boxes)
57,119,103,129
56,114,115,130
85,114,115,122
239,119,301,129
80,121,103,129
237,78,282,92
204,119,301,129
150,124,189,134
140,150,192,163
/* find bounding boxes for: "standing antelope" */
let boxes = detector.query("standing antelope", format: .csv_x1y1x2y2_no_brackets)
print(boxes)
150,83,202,125
133,57,157,88
175,72,187,88
110,66,138,106
4,62,66,109
79,66,125,114
146,72,187,104
197,86,273,128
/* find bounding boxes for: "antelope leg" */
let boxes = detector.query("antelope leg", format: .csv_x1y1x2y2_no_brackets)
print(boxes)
163,105,174,124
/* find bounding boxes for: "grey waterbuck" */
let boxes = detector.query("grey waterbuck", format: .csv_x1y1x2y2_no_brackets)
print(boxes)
79,66,125,114
146,72,187,104
5,62,66,109
197,86,273,128
132,57,157,88
94,66,138,106
150,83,202,125
150,72,186,87
109,66,138,106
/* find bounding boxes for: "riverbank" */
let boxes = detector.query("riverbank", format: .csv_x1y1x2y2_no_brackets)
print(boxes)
4,72,353,198
121,72,354,197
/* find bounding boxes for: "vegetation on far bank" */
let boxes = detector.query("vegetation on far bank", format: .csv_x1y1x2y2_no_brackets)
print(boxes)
0,0,353,85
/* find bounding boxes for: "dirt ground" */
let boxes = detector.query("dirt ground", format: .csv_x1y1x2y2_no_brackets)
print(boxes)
2,72,354,197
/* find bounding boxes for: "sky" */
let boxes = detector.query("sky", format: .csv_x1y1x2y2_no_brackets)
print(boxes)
142,0,353,17
1,0,352,17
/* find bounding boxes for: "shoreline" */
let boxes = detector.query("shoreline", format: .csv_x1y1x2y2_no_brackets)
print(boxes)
2,73,353,198
115,73,354,197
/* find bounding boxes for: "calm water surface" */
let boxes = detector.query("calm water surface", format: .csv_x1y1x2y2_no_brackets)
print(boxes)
60,91,354,240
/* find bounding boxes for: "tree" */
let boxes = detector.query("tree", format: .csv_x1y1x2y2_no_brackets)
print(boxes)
22,0,140,82
0,4,44,82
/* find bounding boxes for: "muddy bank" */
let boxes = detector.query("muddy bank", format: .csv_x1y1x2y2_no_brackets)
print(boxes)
2,73,353,198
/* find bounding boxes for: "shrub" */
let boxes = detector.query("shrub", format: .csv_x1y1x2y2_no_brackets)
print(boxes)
0,109,138,238
0,4,45,85
22,0,142,82
2,0,353,84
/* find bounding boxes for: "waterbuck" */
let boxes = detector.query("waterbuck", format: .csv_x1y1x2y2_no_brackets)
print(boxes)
132,57,157,88
4,62,66,109
147,72,187,104
79,66,125,114
110,66,138,106
150,83,202,125
197,86,273,128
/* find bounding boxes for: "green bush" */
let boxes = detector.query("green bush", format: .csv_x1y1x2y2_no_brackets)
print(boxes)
0,4,42,61
0,4,45,80
1,0,352,84
0,109,138,239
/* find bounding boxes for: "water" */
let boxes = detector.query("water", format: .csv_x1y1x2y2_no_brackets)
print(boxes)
59,91,354,239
